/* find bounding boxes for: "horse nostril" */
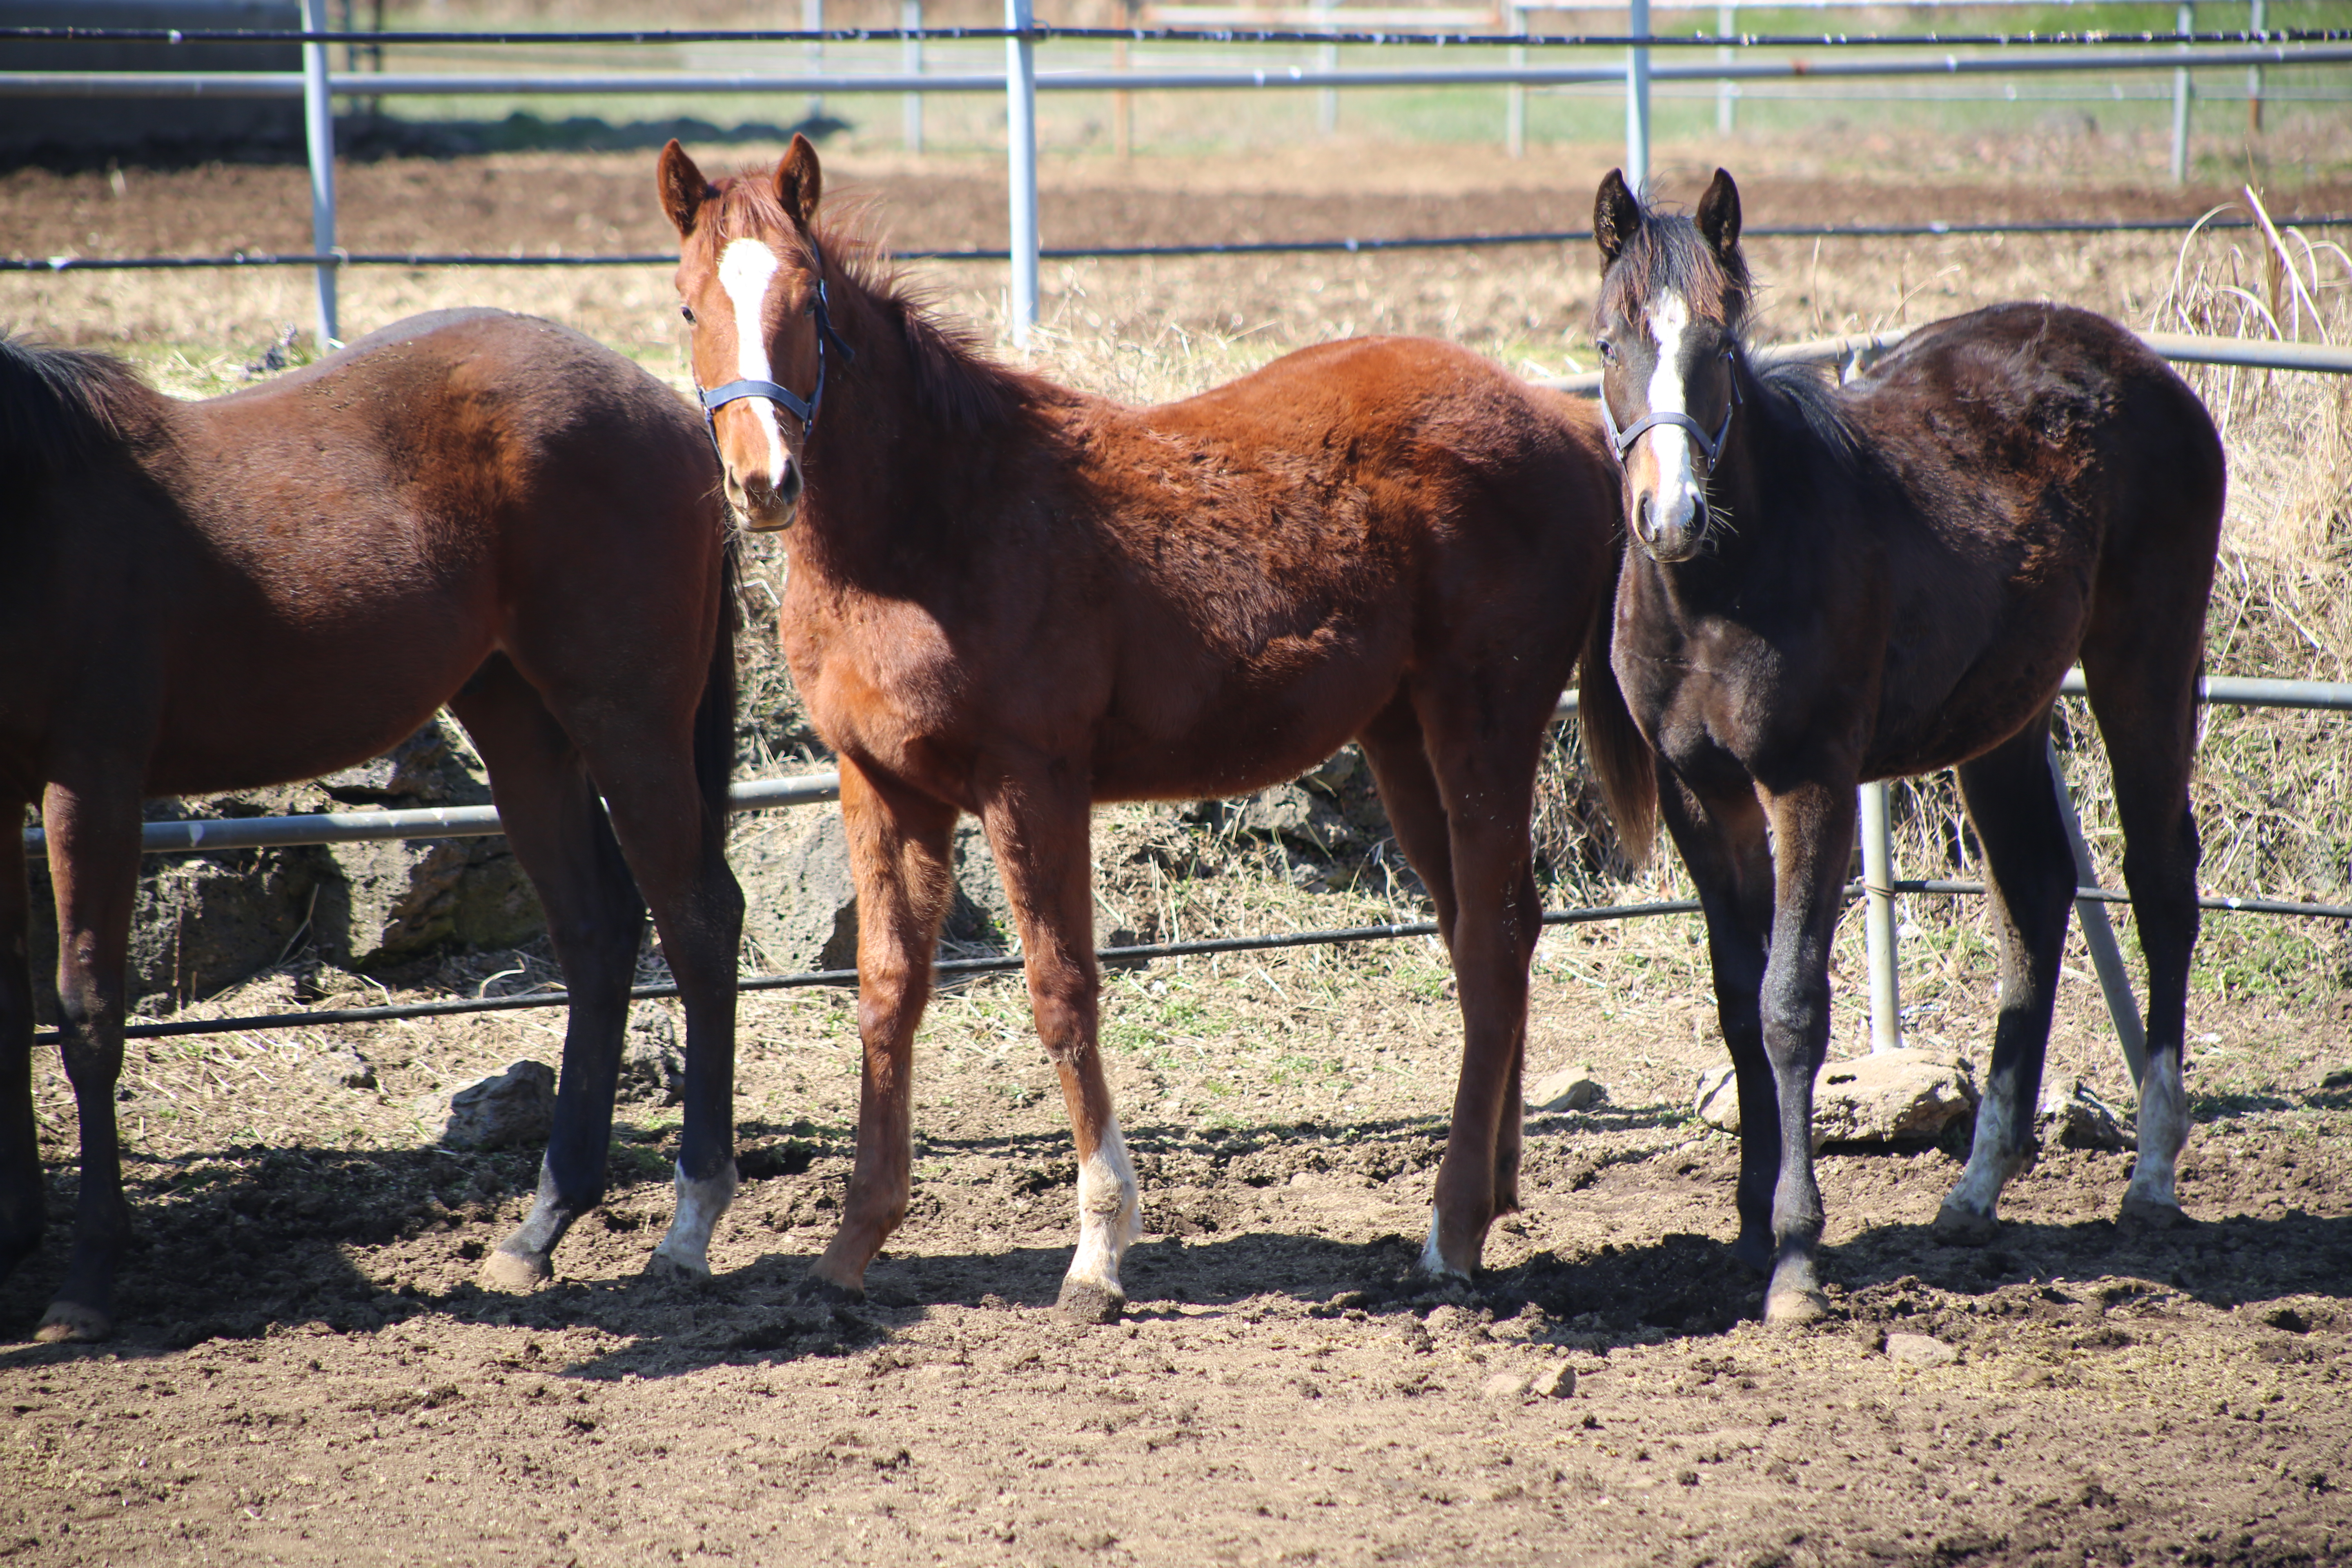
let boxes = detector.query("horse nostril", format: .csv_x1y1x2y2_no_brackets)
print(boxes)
776,460,804,508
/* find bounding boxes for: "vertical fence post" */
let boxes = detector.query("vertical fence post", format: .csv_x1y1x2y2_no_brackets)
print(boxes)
1317,0,1338,136
2247,0,2265,135
299,0,337,348
2045,738,2152,1092
1505,0,1525,158
1006,0,1040,347
903,0,924,152
2170,0,2193,185
1113,0,1134,157
1625,0,1651,192
1716,0,1735,134
1860,781,1903,1053
804,0,826,125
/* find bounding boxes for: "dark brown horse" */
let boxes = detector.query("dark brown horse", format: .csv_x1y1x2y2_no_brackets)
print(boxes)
1,311,745,1341
656,135,1646,1316
1589,170,2225,1325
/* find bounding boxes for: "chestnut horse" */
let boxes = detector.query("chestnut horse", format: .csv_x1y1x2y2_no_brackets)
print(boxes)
0,311,744,1342
1588,170,2224,1324
657,136,1644,1317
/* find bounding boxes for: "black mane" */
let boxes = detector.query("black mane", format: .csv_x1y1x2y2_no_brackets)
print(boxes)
0,332,147,492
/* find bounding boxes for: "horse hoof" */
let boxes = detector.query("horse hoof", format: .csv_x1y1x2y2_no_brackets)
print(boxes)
644,1249,712,1283
2118,1195,2192,1232
794,1274,865,1306
1762,1285,1829,1328
480,1247,554,1294
34,1301,111,1344
1932,1200,2000,1247
1057,1278,1125,1325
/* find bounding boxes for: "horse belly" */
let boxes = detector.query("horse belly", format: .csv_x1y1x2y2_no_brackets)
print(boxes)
145,604,493,797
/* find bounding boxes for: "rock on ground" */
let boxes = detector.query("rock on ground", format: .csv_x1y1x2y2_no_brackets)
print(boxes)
1693,1050,1977,1147
438,1060,556,1152
2039,1076,2137,1151
619,1004,686,1106
1526,1065,1604,1113
1884,1332,1959,1368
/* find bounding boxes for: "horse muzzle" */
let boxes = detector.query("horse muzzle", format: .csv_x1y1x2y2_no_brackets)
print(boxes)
726,458,803,532
1633,487,1711,564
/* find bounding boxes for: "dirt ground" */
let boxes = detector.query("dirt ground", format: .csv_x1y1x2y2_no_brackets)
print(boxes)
4,126,2352,1566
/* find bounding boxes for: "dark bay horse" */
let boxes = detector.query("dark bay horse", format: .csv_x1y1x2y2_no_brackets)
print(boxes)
1,311,745,1341
1588,169,2225,1325
656,135,1646,1317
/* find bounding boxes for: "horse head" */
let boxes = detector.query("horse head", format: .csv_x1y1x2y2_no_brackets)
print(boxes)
1590,167,1750,564
658,133,848,532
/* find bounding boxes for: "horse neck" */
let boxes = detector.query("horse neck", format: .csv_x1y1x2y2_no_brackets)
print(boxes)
786,274,1008,585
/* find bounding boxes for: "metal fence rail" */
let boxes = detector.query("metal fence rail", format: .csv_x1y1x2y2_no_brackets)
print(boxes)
5,11,2345,342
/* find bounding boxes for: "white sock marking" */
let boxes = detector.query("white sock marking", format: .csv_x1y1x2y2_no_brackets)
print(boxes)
717,237,791,491
1417,1208,1468,1281
1064,1114,1142,1299
1944,1082,2026,1221
652,1158,739,1277
1641,292,1708,540
2126,1054,2190,1209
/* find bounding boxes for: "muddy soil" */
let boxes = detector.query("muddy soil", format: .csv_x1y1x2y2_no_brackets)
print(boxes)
4,128,2352,1567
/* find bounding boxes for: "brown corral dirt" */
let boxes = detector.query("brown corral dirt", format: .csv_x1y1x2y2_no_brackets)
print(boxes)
4,127,2352,1566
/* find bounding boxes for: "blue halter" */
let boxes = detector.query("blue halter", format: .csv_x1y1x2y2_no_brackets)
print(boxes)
695,231,857,452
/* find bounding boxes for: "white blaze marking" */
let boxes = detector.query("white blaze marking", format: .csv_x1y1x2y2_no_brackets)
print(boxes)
717,238,791,491
1641,291,1708,539
651,1158,739,1277
1064,1114,1142,1299
2126,1054,2190,1210
1943,1081,2026,1222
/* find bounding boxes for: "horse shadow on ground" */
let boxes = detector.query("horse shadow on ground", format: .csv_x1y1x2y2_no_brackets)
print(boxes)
4,1114,2345,1379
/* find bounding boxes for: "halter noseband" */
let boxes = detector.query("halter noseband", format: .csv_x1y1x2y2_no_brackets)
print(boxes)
1597,348,1741,468
695,230,857,452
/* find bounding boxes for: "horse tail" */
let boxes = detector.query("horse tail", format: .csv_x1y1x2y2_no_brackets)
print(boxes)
1575,535,1657,869
694,528,742,840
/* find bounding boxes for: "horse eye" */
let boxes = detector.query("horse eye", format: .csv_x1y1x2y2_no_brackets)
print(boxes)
1597,339,1615,363
679,305,696,324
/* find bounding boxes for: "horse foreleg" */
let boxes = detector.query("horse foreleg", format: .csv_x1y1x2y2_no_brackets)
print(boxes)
452,664,645,1291
1753,780,1853,1327
34,780,141,1342
0,803,41,1282
982,770,1138,1323
807,761,957,1300
1935,723,2075,1245
1656,768,1776,1272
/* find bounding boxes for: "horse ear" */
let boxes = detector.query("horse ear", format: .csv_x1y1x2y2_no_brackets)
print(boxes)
776,134,824,229
657,139,712,239
1594,169,1642,270
1696,168,1742,259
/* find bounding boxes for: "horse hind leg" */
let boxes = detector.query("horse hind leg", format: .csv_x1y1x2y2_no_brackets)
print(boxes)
450,661,648,1291
1935,718,2075,1245
568,727,747,1282
2082,653,2203,1229
1369,694,1545,1282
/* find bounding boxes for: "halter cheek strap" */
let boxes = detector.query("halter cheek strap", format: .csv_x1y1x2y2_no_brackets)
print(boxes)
695,231,857,453
1597,351,1741,468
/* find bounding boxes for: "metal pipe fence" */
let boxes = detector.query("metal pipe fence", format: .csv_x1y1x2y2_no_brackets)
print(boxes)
3,17,2345,341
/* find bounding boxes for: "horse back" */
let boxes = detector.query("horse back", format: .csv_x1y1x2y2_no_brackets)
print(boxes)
11,312,724,797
